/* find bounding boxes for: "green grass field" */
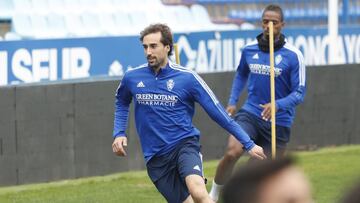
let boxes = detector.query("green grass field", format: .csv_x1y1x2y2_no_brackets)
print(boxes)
0,145,359,203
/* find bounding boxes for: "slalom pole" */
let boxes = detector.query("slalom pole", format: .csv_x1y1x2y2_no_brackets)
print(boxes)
269,21,276,160
174,44,180,64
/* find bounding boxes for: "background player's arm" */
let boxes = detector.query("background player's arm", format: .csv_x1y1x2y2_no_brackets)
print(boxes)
275,53,306,111
261,53,306,120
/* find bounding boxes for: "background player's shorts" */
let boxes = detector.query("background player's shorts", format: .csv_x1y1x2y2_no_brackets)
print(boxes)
234,109,291,157
146,136,204,203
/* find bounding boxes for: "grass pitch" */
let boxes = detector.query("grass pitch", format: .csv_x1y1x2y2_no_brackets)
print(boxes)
0,145,359,203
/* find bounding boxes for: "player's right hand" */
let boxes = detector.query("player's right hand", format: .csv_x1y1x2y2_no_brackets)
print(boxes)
112,136,127,156
248,145,267,160
226,105,237,116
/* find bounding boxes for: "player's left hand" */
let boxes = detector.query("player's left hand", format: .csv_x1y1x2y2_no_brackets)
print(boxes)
248,144,267,160
260,103,278,121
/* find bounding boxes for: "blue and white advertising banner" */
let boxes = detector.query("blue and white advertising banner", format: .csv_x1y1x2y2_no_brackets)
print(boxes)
0,26,359,86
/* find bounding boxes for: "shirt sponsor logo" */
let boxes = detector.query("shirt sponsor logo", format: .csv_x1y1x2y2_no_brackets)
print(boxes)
135,94,178,106
249,63,282,77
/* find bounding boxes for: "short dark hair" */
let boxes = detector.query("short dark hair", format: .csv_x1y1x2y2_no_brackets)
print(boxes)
140,23,173,56
262,4,284,22
222,157,295,203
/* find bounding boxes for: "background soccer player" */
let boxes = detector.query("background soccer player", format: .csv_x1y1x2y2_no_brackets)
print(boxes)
112,23,266,203
209,4,306,202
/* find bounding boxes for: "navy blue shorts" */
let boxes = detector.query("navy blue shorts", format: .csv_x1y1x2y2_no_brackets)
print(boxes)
146,136,204,203
234,109,291,157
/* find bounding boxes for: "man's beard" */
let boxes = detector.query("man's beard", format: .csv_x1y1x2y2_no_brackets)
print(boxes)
263,32,279,41
263,32,270,41
148,57,163,69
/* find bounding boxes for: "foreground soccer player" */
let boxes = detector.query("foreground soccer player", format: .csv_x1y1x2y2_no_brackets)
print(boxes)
209,4,306,202
222,157,313,203
112,23,266,203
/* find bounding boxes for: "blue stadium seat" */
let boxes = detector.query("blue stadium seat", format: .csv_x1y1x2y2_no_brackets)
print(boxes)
349,0,360,23
228,8,260,23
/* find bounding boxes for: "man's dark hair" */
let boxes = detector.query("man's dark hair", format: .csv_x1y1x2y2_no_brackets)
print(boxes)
222,157,295,203
262,4,284,22
140,23,173,56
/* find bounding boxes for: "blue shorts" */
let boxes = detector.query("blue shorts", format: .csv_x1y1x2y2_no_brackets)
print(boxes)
234,109,291,157
146,136,204,203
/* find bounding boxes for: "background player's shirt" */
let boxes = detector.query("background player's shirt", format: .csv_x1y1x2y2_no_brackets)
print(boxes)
228,40,306,127
114,61,255,162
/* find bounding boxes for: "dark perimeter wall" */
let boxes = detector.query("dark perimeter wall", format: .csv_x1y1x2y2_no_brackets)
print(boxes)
0,64,359,186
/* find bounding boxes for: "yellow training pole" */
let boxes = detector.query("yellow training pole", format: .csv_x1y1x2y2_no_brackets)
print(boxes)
269,21,276,160
174,44,180,65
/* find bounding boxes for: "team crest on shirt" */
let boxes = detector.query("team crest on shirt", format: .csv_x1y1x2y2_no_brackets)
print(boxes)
275,54,282,65
167,79,175,91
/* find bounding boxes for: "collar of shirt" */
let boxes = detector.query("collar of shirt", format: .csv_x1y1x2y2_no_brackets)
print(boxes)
148,62,172,77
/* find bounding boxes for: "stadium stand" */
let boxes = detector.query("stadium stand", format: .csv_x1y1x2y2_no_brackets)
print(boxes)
1,0,359,40
1,0,240,40
4,31,21,40
164,0,360,27
0,0,13,20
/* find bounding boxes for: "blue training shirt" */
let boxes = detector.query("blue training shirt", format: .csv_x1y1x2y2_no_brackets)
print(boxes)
228,40,306,127
113,61,255,162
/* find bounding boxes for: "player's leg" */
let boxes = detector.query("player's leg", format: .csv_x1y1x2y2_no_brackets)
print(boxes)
213,135,244,184
275,125,291,157
209,109,258,202
146,145,190,203
256,119,291,158
184,174,213,203
178,137,213,203
183,195,195,203
209,135,244,201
